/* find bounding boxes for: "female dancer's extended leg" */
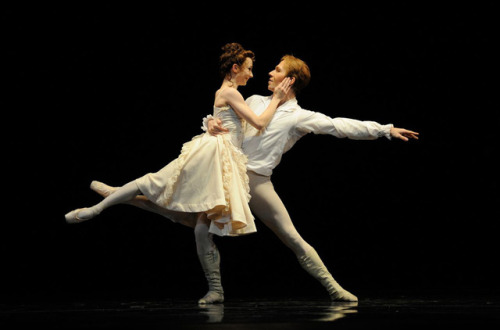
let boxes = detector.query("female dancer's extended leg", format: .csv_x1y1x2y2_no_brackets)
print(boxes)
65,181,141,223
89,181,224,304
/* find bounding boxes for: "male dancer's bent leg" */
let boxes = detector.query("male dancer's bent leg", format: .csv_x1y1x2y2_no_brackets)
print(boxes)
247,171,358,302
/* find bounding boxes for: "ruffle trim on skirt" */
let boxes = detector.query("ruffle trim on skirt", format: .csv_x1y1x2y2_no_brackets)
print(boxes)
160,133,253,235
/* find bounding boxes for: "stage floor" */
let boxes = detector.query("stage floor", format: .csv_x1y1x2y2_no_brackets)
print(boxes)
1,293,499,329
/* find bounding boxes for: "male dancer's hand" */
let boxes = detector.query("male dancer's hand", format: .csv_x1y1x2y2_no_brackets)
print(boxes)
390,127,419,141
208,118,229,136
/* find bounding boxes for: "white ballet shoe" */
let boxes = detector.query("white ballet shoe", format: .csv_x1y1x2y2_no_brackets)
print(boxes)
198,291,224,305
90,180,116,197
330,289,358,302
64,207,99,224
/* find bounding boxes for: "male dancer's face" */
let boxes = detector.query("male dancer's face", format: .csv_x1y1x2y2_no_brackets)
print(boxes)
267,60,289,92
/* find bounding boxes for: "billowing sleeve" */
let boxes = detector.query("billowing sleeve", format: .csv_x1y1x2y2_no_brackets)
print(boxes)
295,110,393,140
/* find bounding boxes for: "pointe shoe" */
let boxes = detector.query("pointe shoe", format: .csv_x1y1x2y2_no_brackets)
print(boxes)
64,208,98,224
90,180,116,197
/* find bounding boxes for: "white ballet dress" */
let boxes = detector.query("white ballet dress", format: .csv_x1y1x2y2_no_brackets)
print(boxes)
135,106,255,236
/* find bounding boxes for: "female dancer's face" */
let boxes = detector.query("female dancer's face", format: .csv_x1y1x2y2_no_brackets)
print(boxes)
234,57,254,86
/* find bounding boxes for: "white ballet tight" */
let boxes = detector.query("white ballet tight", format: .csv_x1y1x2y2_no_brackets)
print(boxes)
246,171,357,301
86,181,216,256
78,181,141,219
246,171,313,257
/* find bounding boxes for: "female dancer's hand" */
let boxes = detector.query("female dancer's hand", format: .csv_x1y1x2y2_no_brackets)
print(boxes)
273,77,293,100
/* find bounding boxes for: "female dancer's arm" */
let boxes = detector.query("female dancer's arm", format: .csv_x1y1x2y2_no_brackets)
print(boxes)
223,78,291,130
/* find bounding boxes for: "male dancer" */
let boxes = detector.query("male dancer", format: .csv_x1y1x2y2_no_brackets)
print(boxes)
91,55,418,304
206,55,418,301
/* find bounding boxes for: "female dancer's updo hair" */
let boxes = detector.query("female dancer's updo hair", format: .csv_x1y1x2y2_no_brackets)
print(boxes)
219,43,255,79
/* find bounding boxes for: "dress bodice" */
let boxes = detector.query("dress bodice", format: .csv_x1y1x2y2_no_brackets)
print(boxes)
213,106,245,147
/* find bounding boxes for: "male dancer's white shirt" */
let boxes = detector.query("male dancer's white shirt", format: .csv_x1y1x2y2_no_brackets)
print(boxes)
242,95,394,176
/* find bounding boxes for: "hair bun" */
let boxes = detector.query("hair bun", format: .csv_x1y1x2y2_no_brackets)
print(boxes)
221,42,244,55
219,42,255,79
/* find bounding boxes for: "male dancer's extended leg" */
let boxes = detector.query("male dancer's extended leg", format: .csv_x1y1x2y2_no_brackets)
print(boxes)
247,171,358,302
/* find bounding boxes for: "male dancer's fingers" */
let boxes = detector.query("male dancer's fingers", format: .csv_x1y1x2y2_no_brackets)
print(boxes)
216,124,229,133
409,131,419,139
402,130,419,140
404,133,418,140
391,128,419,141
208,119,229,135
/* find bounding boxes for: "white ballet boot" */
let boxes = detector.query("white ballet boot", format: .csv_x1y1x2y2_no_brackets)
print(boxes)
198,248,224,304
298,248,358,302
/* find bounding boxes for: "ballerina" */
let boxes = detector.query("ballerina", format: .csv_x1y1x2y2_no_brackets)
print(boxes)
65,43,292,303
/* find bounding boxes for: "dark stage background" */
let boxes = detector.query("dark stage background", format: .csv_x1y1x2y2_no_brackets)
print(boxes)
4,3,498,303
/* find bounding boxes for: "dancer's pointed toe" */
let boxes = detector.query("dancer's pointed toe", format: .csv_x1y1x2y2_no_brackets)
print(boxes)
64,207,99,224
65,208,85,224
